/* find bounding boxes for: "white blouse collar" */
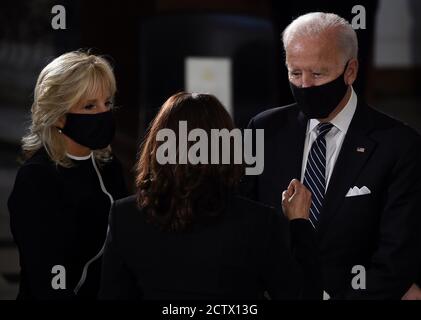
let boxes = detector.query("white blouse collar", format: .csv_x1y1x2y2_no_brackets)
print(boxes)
66,152,93,161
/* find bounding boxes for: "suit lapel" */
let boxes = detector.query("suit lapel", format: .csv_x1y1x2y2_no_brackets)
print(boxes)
277,109,307,190
318,102,377,237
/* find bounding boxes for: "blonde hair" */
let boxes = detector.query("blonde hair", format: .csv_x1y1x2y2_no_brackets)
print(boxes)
22,50,117,167
282,12,358,64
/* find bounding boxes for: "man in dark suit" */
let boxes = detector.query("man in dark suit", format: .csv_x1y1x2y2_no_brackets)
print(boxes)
243,12,421,299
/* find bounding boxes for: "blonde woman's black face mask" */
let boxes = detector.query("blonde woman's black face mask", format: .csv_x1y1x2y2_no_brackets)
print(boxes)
59,110,115,149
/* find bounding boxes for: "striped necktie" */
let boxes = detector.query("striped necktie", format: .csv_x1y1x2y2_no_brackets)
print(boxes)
303,122,334,229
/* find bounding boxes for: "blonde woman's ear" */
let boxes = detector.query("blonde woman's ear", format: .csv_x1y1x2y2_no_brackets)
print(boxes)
55,115,66,129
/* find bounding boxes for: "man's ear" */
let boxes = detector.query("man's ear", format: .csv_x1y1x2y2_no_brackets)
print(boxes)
345,58,359,86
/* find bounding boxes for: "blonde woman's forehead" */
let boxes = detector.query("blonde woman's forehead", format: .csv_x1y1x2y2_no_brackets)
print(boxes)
79,86,113,104
81,70,115,96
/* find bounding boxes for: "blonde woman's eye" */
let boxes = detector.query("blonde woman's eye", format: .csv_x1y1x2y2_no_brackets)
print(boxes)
84,104,95,110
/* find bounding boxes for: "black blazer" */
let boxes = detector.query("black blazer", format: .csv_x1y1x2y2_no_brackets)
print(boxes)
99,194,322,300
8,148,127,299
242,102,421,299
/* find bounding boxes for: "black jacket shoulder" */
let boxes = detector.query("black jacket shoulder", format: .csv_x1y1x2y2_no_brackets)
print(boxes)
365,105,421,143
112,194,279,228
249,104,298,130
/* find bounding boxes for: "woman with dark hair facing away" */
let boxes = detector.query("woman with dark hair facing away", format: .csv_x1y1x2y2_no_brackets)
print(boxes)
99,92,321,299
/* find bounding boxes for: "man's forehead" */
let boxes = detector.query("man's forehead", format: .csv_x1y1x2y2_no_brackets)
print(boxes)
286,60,332,72
288,35,335,53
286,37,342,68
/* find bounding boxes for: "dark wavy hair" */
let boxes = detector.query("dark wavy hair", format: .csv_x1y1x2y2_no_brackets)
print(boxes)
135,92,244,232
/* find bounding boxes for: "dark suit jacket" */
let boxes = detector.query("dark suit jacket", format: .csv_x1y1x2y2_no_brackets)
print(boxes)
243,102,421,299
99,194,322,300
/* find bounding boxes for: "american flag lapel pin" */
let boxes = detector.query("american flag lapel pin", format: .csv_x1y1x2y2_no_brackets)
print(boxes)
357,147,365,153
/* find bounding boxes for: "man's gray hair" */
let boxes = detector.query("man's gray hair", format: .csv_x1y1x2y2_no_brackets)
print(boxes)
282,12,358,63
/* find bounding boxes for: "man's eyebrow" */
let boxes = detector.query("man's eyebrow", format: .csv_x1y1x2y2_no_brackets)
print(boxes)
311,67,329,72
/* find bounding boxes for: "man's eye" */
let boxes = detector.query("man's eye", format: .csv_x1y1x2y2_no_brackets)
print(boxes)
84,104,95,110
313,73,322,77
291,72,301,77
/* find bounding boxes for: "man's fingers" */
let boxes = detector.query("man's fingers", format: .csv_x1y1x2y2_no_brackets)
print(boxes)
287,181,294,195
286,185,294,197
290,179,304,195
282,190,290,203
288,179,301,195
290,179,300,188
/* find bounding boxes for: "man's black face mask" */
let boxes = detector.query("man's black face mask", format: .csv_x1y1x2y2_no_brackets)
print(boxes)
289,62,350,119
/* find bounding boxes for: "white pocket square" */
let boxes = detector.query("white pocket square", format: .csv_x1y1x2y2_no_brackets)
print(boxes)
346,186,371,197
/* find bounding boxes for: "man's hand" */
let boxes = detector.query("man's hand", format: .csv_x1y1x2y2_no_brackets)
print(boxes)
402,283,421,300
282,179,312,221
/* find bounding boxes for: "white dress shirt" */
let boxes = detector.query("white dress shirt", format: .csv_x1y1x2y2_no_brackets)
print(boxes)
300,87,358,187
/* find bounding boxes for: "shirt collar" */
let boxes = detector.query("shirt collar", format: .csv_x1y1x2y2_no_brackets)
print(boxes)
307,86,358,135
66,152,93,161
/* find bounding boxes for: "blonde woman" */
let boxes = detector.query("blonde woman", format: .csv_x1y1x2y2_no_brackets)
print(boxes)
8,51,128,300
